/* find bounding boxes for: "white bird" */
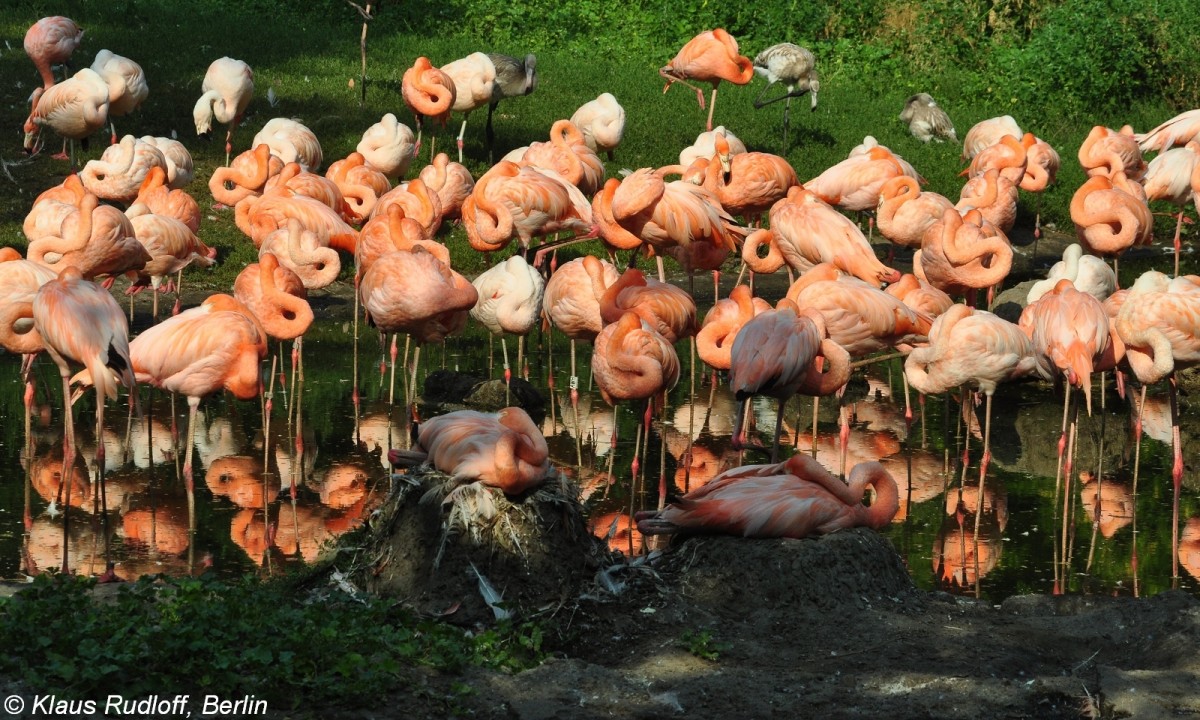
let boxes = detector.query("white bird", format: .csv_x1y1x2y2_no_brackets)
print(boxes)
961,115,1022,163
252,117,323,172
440,52,497,164
22,67,109,163
90,49,148,145
356,113,416,179
751,43,818,147
1142,140,1200,275
469,255,545,389
1135,109,1200,154
193,56,254,164
899,93,957,144
679,126,746,168
570,93,625,160
1026,243,1117,305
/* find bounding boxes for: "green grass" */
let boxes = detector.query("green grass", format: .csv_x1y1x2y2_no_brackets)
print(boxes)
3,0,1194,292
0,573,544,708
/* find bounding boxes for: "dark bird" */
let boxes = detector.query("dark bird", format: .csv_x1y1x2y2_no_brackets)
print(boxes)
899,93,957,144
486,53,537,162
752,43,819,147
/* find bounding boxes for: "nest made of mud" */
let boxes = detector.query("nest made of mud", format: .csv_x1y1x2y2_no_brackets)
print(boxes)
655,529,920,616
343,466,618,624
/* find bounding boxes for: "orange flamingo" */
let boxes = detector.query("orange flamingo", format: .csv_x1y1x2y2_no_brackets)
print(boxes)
418,152,475,222
32,266,135,570
964,134,1026,184
208,143,283,206
1070,172,1153,265
26,191,150,283
234,187,359,255
884,273,954,318
914,207,1013,299
356,204,447,273
696,285,771,372
325,152,392,223
253,117,322,172
1114,271,1200,579
956,168,1020,233
125,210,215,317
593,266,698,344
24,16,83,91
402,56,456,157
130,166,200,233
356,113,417,179
729,299,850,461
785,263,932,357
636,454,898,538
1142,140,1200,275
660,29,754,132
805,141,922,213
684,133,798,220
460,160,594,258
372,177,443,236
1078,125,1146,181
742,185,900,285
876,176,955,251
258,218,340,290
1135,109,1200,154
514,119,605,195
960,115,1022,163
233,253,313,342
570,93,625,160
1019,132,1061,192
389,408,550,496
90,49,148,144
194,57,253,164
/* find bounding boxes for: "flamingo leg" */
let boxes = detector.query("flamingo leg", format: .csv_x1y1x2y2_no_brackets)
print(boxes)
457,117,469,164
706,87,718,132
58,369,76,573
183,396,200,550
772,397,787,463
502,336,511,405
1131,385,1145,597
658,68,707,110
570,339,583,468
971,392,994,598
1173,210,1183,278
1171,376,1183,584
94,389,114,579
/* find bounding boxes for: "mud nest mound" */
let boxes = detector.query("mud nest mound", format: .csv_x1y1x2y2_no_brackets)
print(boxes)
345,466,618,624
655,529,919,616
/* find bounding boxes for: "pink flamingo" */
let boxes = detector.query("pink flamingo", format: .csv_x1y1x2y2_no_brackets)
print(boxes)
660,29,754,131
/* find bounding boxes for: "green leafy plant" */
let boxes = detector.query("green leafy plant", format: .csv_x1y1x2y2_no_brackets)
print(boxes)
679,629,726,661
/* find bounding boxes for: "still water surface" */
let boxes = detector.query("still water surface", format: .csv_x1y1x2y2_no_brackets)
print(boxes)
0,297,1196,601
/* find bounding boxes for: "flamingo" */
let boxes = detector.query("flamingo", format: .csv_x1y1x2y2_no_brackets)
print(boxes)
1026,244,1117,304
371,177,443,236
359,248,478,403
460,160,595,258
357,204,447,273
660,29,754,132
208,143,283,206
356,113,417,179
439,52,496,163
914,207,1013,300
388,408,550,497
679,126,746,168
1070,172,1154,271
258,218,340,290
401,56,455,158
418,152,475,222
90,49,148,144
570,93,626,160
1142,140,1200,275
129,166,200,233
961,115,1022,163
143,136,194,189
592,266,698,344
741,185,901,285
193,57,254,164
22,67,109,164
965,134,1027,184
325,152,392,223
696,285,772,372
1078,125,1147,181
1135,109,1200,153
805,141,922,215
0,255,59,476
252,117,322,172
510,119,606,196
80,134,166,203
125,209,215,318
875,175,955,251
729,299,850,462
956,168,1020,233
636,454,898,539
683,133,798,221
26,190,151,283
234,253,313,409
884,273,954,318
900,93,957,144
751,43,819,147
24,16,83,91
1019,133,1061,192
470,255,545,390
32,266,136,572
1113,271,1200,581
591,312,681,506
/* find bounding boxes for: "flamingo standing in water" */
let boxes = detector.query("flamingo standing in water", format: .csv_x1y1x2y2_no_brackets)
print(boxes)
660,29,754,132
696,285,772,373
470,255,545,394
636,454,898,539
729,299,850,462
402,56,456,160
193,57,254,165
32,266,136,573
1113,271,1200,582
1141,140,1200,276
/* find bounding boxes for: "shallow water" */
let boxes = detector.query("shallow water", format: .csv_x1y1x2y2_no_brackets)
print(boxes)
0,293,1196,602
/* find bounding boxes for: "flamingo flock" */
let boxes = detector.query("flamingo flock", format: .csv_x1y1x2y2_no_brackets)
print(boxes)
9,17,1200,594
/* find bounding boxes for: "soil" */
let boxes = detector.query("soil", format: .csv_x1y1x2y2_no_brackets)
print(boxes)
299,466,1200,720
